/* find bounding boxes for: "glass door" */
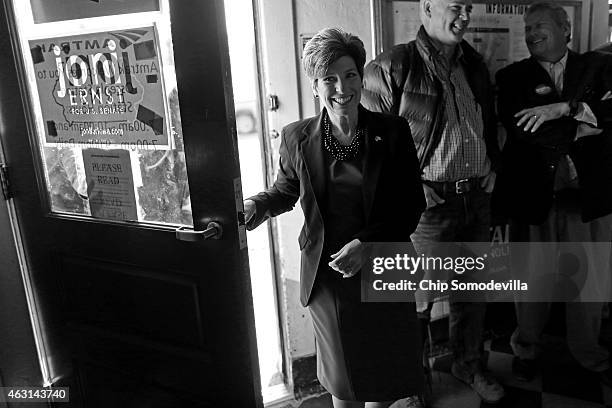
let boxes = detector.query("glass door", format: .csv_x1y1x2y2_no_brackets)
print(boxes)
11,0,192,226
1,1,262,405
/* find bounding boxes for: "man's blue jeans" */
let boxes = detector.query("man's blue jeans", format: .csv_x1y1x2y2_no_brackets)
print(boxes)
411,187,491,375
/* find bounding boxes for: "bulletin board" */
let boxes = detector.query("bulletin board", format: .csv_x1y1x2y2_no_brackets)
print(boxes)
373,0,583,81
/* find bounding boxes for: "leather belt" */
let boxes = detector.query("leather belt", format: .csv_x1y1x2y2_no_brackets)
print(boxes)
425,177,482,196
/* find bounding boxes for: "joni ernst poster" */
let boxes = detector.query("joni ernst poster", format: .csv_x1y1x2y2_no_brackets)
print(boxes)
29,27,169,149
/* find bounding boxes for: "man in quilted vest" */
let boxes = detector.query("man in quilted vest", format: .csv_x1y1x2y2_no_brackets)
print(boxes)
362,0,503,403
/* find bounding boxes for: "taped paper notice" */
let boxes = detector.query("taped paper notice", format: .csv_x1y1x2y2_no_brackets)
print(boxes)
83,149,138,221
30,27,169,149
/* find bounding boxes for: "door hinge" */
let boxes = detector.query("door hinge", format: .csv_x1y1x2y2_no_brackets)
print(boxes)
0,164,12,200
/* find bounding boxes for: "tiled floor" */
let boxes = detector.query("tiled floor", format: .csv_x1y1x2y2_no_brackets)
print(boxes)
294,333,612,408
291,309,612,408
418,335,612,408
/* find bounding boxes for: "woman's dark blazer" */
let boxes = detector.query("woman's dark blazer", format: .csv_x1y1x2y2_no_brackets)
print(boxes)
246,105,425,306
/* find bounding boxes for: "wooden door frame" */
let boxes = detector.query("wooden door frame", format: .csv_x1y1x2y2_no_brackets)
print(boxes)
0,0,263,405
169,1,262,401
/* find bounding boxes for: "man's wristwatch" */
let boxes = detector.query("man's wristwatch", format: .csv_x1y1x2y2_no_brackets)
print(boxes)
567,99,580,117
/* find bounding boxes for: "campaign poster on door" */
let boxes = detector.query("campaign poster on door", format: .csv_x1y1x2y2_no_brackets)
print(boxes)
29,27,169,149
83,149,138,221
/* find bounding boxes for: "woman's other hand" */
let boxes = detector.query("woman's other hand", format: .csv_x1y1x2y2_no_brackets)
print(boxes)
244,199,256,223
329,239,363,278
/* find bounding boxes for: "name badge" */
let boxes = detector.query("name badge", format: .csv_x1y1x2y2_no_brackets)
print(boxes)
535,84,553,95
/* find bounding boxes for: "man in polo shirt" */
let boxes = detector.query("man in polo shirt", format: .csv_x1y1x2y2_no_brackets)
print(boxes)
361,0,503,403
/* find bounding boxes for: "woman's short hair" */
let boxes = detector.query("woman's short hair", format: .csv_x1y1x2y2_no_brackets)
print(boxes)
525,1,571,43
302,27,366,80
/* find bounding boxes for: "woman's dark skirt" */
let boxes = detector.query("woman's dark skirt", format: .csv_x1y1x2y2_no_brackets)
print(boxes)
308,267,424,402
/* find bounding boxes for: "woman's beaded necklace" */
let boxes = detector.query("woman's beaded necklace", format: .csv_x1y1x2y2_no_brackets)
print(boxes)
323,113,364,161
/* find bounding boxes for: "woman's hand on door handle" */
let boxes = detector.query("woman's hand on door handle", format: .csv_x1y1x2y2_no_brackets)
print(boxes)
244,199,256,224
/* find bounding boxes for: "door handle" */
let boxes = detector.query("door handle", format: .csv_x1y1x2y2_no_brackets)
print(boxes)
176,221,223,241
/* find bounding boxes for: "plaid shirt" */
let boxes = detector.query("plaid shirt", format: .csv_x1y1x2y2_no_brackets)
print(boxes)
420,45,490,182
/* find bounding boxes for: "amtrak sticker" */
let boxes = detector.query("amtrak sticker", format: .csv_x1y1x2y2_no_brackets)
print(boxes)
29,27,170,149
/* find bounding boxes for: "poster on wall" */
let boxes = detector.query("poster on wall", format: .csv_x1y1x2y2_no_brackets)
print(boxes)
465,3,575,81
391,2,576,82
30,0,160,24
29,26,170,149
83,149,138,221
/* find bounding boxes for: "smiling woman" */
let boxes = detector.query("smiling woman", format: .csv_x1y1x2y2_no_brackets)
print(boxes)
244,27,426,408
302,29,365,146
312,56,362,144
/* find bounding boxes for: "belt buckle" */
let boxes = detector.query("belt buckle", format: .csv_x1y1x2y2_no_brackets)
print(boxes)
455,178,470,194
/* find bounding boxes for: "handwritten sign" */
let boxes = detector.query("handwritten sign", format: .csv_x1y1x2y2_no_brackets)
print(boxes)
83,149,138,221
30,27,169,149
